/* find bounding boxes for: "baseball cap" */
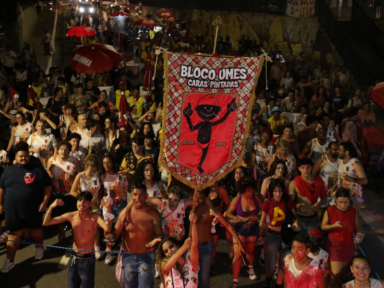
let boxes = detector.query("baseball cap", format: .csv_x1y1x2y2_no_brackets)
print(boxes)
309,228,323,238
119,81,126,86
271,106,281,113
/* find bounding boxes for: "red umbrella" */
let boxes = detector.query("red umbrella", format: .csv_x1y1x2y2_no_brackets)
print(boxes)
371,82,384,108
69,44,123,74
67,26,96,37
156,8,173,18
109,11,131,17
134,18,156,27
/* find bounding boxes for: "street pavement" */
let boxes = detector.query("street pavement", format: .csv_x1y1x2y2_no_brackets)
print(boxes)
1,2,384,288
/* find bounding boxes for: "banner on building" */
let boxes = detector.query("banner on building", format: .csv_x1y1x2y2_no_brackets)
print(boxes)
160,52,263,189
286,0,316,18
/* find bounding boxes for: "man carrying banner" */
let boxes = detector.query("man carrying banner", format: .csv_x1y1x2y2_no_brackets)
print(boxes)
194,188,245,288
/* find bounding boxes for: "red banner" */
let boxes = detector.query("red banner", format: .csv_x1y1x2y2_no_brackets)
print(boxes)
160,52,263,189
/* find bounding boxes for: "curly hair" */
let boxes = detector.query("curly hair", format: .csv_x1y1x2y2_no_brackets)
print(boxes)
133,159,160,184
236,176,257,194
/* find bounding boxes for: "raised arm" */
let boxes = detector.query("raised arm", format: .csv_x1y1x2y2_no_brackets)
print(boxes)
43,199,69,226
146,197,162,207
6,128,15,152
189,212,199,271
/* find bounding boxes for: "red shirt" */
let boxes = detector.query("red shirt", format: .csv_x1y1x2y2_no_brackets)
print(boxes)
262,198,294,227
327,205,356,242
293,175,327,204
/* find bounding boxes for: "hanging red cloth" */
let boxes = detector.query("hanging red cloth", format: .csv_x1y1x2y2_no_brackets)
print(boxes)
143,50,155,91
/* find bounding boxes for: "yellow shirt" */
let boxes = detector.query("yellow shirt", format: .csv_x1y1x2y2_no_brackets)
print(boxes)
115,90,130,109
268,115,285,134
29,86,43,106
128,96,147,118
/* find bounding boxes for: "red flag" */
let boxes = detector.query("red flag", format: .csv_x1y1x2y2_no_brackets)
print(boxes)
27,85,37,102
118,91,134,132
9,86,19,99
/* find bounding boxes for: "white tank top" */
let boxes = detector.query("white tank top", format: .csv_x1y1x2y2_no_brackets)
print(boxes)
338,158,363,199
309,138,329,163
161,199,185,240
284,254,319,277
147,181,162,198
342,279,383,288
101,173,128,200
13,122,33,146
70,147,86,167
308,248,329,270
79,171,101,210
27,132,57,160
164,249,198,288
319,155,339,192
72,126,89,140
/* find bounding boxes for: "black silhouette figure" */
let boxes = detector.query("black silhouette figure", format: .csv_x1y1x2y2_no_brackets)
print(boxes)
183,94,237,175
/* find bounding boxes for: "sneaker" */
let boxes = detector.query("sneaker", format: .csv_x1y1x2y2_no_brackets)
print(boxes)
95,246,101,260
246,266,257,280
105,253,113,264
35,247,44,260
230,282,239,288
1,259,15,273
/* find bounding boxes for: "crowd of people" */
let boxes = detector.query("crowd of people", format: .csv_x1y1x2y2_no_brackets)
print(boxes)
0,2,384,288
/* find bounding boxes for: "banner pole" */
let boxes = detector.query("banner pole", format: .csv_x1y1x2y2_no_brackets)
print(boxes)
189,189,197,237
213,25,219,54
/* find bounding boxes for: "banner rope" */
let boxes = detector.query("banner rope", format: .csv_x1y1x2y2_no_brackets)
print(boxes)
6,239,262,254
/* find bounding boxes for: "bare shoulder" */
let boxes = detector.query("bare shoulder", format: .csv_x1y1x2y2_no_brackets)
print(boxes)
146,206,161,220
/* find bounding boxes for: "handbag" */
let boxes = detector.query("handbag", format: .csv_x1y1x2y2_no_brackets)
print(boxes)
281,196,298,245
115,246,124,287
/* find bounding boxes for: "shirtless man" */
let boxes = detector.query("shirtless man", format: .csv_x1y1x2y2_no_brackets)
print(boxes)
108,183,162,288
289,158,327,233
43,191,112,288
194,188,245,288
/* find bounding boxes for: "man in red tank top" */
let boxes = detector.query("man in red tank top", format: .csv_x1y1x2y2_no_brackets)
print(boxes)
289,158,327,233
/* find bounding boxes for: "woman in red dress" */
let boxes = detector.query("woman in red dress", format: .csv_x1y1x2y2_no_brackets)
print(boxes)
321,189,365,275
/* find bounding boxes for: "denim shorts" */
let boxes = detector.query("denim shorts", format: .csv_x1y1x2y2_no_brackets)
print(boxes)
68,254,95,288
236,221,259,237
121,250,155,288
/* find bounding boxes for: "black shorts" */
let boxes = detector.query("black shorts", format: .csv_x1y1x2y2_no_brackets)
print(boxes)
0,213,4,221
5,215,43,232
